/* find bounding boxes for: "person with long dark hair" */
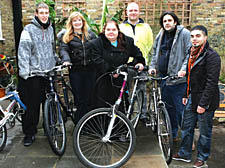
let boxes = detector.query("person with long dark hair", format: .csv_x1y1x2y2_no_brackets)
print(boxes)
91,20,145,110
149,11,191,141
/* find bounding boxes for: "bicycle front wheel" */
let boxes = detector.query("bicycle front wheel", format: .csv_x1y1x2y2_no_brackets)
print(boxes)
130,90,143,128
73,108,136,168
157,106,173,164
0,124,7,152
44,97,66,156
147,91,157,133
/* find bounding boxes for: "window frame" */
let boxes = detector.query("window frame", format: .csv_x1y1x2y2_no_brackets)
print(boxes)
0,10,5,41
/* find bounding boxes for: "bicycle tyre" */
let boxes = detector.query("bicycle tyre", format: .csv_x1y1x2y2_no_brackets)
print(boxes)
147,90,157,133
157,106,173,164
130,90,143,128
0,124,7,152
44,97,66,156
65,84,76,124
73,108,136,168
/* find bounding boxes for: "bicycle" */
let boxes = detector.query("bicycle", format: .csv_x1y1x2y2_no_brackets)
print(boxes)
137,72,177,164
73,64,136,168
30,64,76,156
0,54,26,152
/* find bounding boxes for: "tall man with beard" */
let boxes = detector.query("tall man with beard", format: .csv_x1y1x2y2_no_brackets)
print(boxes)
149,12,191,141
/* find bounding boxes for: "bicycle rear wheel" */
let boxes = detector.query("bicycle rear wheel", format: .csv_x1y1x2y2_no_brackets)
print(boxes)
157,106,173,164
73,108,136,168
0,124,7,152
130,90,143,128
44,97,66,156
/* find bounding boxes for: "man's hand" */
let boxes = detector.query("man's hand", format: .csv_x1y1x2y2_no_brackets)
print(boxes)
148,68,156,75
182,98,188,105
197,106,206,114
63,61,72,66
135,63,144,71
178,70,186,77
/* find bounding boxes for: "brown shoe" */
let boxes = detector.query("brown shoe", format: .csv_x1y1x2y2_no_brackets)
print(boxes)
193,159,208,168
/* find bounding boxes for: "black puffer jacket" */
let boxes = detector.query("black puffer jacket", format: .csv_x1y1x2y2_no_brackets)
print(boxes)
59,30,96,70
185,41,221,112
91,33,145,76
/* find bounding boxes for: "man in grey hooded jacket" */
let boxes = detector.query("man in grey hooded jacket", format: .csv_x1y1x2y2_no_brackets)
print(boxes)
18,2,56,146
149,11,191,141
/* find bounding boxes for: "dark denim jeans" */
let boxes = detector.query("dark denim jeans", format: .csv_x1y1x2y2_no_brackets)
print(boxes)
161,81,186,138
178,95,214,161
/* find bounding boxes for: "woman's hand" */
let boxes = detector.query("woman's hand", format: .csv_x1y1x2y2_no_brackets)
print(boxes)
135,63,144,71
113,73,119,78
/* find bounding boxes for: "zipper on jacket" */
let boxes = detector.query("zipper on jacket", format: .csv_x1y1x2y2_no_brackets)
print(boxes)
82,40,86,66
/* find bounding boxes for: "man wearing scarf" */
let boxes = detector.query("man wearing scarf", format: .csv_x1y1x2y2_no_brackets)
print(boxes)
173,25,221,168
18,2,56,146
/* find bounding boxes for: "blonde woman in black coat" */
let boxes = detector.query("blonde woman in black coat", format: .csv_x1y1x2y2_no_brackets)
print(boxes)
91,20,145,110
59,12,96,125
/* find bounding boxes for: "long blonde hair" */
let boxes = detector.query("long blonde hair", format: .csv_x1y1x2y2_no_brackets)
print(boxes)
63,12,89,43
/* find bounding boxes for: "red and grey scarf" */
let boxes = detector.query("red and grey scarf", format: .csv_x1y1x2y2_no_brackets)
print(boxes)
186,42,206,96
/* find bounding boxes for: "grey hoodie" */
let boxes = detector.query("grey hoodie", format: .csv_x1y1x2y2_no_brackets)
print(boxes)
18,17,56,80
150,25,191,85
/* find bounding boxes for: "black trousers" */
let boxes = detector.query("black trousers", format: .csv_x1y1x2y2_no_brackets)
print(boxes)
18,76,48,136
69,71,96,124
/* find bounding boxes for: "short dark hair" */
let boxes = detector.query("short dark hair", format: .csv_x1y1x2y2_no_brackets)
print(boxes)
36,2,49,13
191,25,208,36
159,11,180,28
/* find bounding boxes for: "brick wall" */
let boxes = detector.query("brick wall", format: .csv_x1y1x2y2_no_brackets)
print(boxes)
1,0,224,56
0,0,16,56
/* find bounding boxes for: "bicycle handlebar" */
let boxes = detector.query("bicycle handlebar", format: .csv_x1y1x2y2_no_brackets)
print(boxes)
0,54,16,62
134,74,180,81
30,64,70,77
112,64,148,75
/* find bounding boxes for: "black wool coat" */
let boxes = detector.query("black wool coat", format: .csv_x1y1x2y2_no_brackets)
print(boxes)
91,33,145,77
59,30,96,71
186,41,221,112
91,33,145,109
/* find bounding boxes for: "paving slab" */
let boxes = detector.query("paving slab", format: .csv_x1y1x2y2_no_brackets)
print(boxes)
0,119,168,168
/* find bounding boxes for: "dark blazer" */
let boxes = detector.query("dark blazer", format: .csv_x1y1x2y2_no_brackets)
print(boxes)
91,33,145,77
186,41,221,112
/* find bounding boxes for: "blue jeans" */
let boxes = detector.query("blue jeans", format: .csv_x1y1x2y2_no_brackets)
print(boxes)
178,95,214,161
161,81,186,138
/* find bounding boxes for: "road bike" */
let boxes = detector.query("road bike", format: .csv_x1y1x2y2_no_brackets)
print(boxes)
0,54,26,151
73,64,136,168
31,64,76,156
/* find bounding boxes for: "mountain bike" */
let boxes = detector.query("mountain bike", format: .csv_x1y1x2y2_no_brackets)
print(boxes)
73,64,136,168
31,64,76,156
0,54,26,151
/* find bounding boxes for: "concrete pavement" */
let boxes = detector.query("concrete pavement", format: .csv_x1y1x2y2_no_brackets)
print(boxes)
1,117,225,168
0,119,168,168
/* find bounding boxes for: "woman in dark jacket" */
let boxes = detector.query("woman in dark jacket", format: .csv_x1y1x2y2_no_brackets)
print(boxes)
91,20,145,110
59,12,96,124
